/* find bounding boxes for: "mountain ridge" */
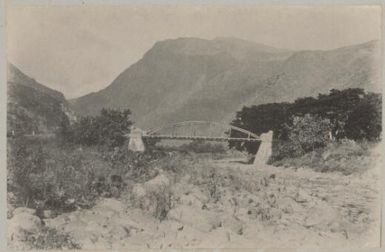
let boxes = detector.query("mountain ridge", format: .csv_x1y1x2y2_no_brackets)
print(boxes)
66,37,381,128
7,63,75,135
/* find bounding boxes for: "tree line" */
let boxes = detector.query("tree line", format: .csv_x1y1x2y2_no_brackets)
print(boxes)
229,88,382,160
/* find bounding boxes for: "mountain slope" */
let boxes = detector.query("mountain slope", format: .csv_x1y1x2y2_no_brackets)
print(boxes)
7,63,75,135
70,38,381,129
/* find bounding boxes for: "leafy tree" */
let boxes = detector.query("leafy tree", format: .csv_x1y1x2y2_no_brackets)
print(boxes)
69,108,133,148
344,93,382,141
287,114,332,153
229,88,381,159
230,103,290,153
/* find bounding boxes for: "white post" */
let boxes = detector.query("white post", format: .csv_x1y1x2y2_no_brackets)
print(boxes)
253,130,273,167
128,127,146,152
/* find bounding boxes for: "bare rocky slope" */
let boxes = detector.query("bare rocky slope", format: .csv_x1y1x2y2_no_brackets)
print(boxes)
70,37,381,129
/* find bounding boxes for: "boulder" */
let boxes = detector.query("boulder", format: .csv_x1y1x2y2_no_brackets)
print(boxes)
294,188,312,203
171,182,194,197
94,198,126,213
43,210,54,219
304,203,340,227
168,205,221,232
179,194,203,208
12,207,36,216
132,184,146,200
8,209,42,243
144,174,170,193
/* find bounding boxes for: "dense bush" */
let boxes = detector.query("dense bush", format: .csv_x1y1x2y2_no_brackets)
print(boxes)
271,114,332,160
344,92,382,141
230,103,290,154
8,137,104,211
66,108,133,148
7,134,169,213
24,227,80,249
231,88,382,160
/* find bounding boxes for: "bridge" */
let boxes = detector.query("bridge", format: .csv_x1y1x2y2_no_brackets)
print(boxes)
144,120,260,142
127,121,273,166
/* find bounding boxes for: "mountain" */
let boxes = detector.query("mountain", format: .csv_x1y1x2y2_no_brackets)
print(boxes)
7,63,75,135
70,37,381,129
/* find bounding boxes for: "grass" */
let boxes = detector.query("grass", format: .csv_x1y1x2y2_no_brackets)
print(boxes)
24,226,81,249
271,139,377,175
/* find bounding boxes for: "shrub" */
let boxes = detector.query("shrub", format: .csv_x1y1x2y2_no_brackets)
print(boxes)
24,226,80,249
270,114,332,161
288,114,332,153
229,88,382,159
344,93,382,141
7,137,123,212
67,108,133,148
271,139,375,175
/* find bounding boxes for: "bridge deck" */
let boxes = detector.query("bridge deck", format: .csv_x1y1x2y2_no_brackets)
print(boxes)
143,135,260,142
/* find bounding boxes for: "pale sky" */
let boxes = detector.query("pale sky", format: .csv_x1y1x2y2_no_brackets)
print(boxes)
6,4,382,98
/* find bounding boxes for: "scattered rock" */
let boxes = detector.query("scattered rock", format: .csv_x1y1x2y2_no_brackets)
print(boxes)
294,188,312,203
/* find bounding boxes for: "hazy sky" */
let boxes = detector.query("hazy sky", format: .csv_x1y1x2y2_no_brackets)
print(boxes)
6,4,382,98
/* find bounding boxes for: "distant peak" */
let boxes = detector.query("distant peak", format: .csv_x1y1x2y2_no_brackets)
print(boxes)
144,36,291,60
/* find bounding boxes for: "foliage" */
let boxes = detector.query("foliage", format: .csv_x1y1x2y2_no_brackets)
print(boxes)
24,226,80,249
344,92,382,141
271,114,332,160
231,88,382,159
230,102,290,154
7,134,169,214
271,139,375,175
67,108,132,148
289,114,331,153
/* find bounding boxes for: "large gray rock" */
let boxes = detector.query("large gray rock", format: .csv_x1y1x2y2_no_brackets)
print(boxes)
168,205,221,232
8,208,42,244
144,174,170,193
12,207,36,216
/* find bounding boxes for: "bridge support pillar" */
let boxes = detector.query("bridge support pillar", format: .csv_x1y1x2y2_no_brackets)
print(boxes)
253,130,273,167
128,127,145,152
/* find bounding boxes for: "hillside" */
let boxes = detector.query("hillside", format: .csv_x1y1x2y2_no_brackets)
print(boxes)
70,38,381,129
7,63,75,135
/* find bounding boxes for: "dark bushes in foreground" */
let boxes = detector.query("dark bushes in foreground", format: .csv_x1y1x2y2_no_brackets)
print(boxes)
7,136,166,213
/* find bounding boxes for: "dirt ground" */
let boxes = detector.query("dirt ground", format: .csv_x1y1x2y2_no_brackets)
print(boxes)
40,151,382,250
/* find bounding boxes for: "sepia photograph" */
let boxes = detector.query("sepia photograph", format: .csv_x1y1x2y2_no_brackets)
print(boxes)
4,2,384,250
